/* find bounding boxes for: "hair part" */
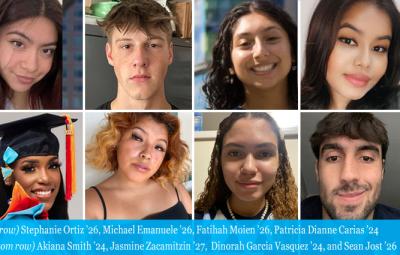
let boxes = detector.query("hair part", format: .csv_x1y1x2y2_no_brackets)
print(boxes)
98,0,173,42
310,113,389,159
301,0,400,109
86,113,189,187
195,112,297,219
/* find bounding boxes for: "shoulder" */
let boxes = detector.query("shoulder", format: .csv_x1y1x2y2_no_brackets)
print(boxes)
85,187,105,219
374,204,400,219
301,195,322,219
96,100,112,110
175,183,192,214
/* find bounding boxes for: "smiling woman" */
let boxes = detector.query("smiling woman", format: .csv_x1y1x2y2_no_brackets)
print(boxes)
0,0,62,109
195,112,297,220
301,0,400,109
85,113,192,219
202,0,297,110
0,114,78,220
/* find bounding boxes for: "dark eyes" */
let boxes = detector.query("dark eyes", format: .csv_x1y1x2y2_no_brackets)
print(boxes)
10,40,23,48
338,37,388,53
325,155,375,163
132,133,166,152
339,37,356,46
132,134,143,142
20,161,61,173
226,151,274,159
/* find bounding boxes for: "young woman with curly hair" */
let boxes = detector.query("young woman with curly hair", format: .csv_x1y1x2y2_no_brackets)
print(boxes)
195,112,297,219
202,0,297,109
85,113,192,219
301,0,400,109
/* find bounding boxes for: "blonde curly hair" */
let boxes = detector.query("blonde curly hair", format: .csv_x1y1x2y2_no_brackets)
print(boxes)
195,112,298,219
86,113,189,186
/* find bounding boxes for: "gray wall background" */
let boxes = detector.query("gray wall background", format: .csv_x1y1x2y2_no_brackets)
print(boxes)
301,112,400,209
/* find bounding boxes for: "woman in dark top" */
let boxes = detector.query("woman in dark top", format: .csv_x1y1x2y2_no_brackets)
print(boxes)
85,113,192,219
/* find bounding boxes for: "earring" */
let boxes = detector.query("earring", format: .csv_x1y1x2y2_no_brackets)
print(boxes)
291,64,297,71
227,68,235,84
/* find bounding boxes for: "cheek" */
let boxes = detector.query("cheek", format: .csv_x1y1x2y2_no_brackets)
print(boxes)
231,50,249,70
371,56,387,80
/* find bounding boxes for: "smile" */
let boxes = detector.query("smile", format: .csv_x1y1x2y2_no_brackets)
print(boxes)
32,189,54,199
132,163,150,172
15,74,35,85
251,63,276,74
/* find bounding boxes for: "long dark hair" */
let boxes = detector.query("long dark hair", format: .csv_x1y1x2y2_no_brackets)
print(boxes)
195,112,298,219
202,0,297,109
0,169,68,219
301,0,400,109
0,0,62,109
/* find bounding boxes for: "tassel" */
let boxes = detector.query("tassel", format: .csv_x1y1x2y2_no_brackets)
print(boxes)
64,115,76,201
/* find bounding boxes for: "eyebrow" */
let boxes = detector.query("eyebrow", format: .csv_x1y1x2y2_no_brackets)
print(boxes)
20,156,59,164
115,35,166,44
6,31,57,47
223,142,277,150
339,23,392,41
320,143,380,155
132,127,168,144
234,26,283,38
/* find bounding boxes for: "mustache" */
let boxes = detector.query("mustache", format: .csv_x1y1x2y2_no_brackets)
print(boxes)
332,181,371,195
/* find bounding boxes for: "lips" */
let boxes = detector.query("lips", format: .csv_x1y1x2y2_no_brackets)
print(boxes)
251,63,276,74
337,190,365,203
237,181,262,189
132,163,150,172
15,74,35,86
31,188,54,199
344,73,371,87
129,74,151,82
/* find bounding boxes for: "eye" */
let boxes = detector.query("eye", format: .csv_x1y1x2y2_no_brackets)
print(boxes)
256,151,274,159
148,43,159,48
132,134,143,142
21,165,35,173
227,151,242,158
42,48,56,56
266,36,280,43
338,37,357,46
155,145,166,152
10,40,24,48
373,46,387,53
121,44,131,49
361,156,375,162
326,155,340,162
49,162,61,170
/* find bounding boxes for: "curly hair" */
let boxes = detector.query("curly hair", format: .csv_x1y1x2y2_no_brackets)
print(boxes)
0,0,62,109
301,0,400,109
202,0,297,109
86,113,189,187
195,112,298,219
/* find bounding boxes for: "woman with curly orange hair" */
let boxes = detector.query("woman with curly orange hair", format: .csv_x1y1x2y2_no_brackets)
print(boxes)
85,113,192,219
195,112,297,219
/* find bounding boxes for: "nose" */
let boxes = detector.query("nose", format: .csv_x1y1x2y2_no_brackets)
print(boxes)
240,154,257,175
340,157,359,183
253,39,269,59
132,46,149,67
354,47,371,68
37,168,50,184
139,144,152,160
21,49,39,73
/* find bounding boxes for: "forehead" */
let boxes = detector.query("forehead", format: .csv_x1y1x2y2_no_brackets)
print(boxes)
109,26,169,42
340,2,391,34
232,11,285,37
133,116,168,137
0,16,57,40
223,118,278,146
320,136,381,152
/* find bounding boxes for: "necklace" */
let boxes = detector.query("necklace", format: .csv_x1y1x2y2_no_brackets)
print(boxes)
226,199,269,220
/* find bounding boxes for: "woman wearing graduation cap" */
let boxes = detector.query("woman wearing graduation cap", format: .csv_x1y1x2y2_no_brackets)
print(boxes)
0,114,77,219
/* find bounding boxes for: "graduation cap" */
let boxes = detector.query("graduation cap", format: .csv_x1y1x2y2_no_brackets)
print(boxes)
0,114,77,201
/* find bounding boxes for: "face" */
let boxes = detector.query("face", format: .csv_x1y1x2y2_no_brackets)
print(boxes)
0,17,57,94
317,136,384,219
221,117,279,204
230,11,292,93
106,27,173,101
326,3,391,109
116,116,168,183
12,155,61,211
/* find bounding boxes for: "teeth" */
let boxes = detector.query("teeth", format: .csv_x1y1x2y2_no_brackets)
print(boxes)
253,64,275,72
35,190,51,196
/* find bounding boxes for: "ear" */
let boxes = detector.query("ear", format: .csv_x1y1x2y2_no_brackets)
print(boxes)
381,159,385,179
168,42,173,65
105,42,114,66
314,160,320,183
4,174,15,187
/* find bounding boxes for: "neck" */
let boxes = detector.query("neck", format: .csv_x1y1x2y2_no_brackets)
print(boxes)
10,92,30,109
242,79,290,109
113,83,171,110
112,170,153,189
229,196,266,217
